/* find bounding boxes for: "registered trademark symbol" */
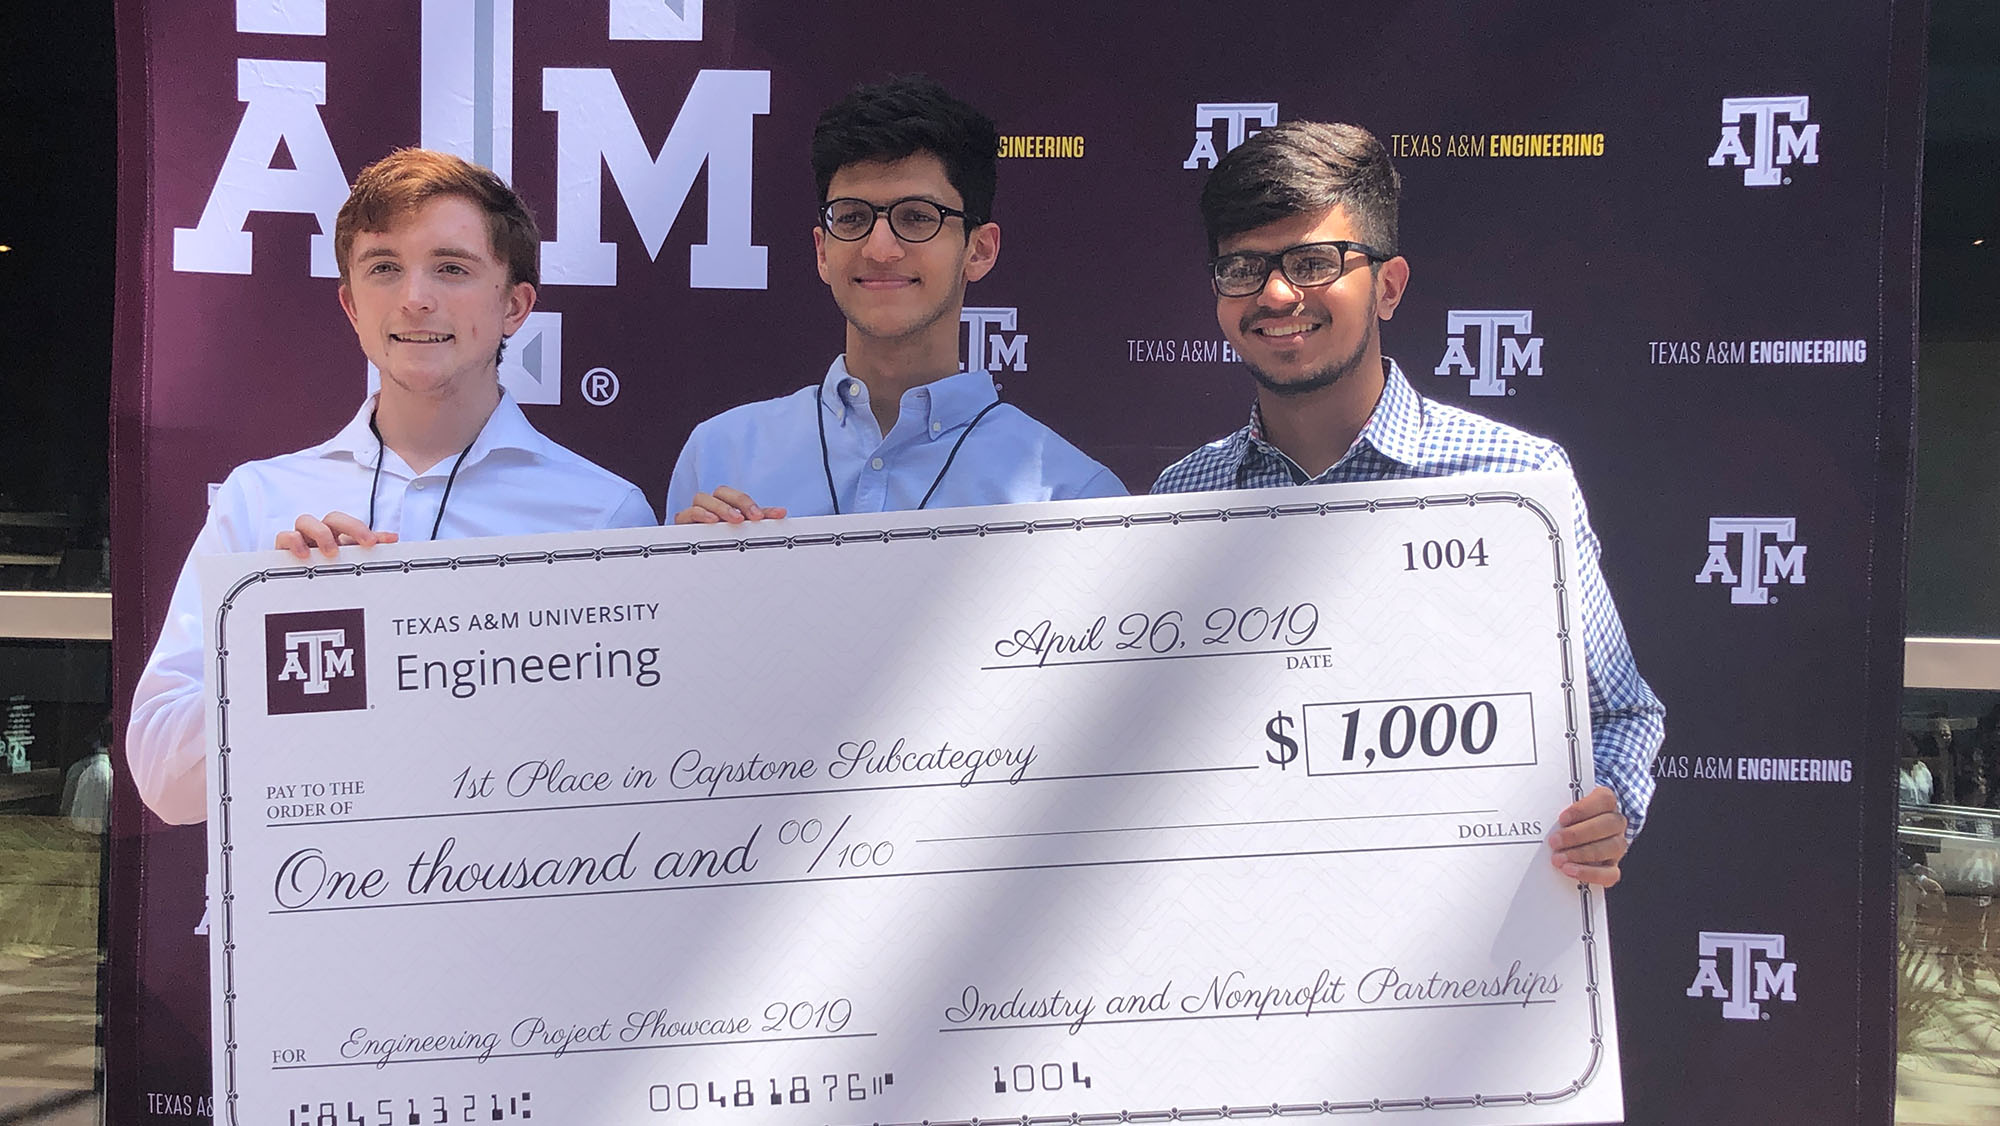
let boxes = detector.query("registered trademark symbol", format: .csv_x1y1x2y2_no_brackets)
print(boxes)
1762,1012,1770,1020
1783,177,1792,185
1507,388,1517,396
582,367,621,406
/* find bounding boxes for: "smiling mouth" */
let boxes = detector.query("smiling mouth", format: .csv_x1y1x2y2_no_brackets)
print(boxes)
1247,319,1322,340
854,276,917,288
390,331,453,343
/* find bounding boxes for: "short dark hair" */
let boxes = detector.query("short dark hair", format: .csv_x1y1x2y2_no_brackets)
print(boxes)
1199,121,1400,257
811,75,999,231
335,148,540,287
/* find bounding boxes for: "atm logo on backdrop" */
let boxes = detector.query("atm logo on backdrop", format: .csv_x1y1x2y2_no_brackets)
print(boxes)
1709,96,1819,186
1696,517,1807,604
171,1,764,407
961,308,1028,374
1687,931,1797,1020
266,609,368,715
1184,103,1278,168
171,0,768,290
1434,310,1544,397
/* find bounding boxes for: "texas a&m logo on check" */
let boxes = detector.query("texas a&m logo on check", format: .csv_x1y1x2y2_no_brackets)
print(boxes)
265,608,367,714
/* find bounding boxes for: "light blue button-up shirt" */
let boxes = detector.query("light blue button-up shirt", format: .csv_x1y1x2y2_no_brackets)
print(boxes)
666,357,1126,517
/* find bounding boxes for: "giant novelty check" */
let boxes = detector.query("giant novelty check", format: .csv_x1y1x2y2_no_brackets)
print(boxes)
201,470,1621,1126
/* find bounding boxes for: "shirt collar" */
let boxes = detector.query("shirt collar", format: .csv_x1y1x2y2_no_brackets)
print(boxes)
1239,357,1424,481
308,390,548,473
461,390,552,467
1355,358,1425,468
819,357,869,423
314,399,385,463
821,355,999,440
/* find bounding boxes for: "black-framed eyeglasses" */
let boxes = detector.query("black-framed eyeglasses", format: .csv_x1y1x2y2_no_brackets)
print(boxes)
819,196,977,243
1209,240,1393,298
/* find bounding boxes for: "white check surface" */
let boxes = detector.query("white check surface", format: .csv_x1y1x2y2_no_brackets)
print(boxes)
201,470,1620,1126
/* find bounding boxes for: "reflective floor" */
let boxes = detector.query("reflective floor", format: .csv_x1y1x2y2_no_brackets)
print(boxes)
1897,806,2000,1125
0,814,101,1125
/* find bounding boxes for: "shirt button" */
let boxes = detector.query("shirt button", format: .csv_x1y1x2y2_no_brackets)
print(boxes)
930,421,942,433
845,382,862,398
412,481,427,490
869,457,884,470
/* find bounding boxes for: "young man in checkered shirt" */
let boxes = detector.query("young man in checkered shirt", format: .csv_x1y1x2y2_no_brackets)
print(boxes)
1154,121,1665,887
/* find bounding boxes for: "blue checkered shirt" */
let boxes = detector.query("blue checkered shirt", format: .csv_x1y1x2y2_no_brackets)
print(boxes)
1153,359,1666,837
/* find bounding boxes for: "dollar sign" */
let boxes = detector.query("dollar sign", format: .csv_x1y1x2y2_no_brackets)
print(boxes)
1265,711,1299,769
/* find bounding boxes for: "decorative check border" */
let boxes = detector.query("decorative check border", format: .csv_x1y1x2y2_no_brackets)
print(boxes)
209,488,1608,1126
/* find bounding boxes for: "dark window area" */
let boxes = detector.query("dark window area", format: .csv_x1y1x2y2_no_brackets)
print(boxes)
0,4,116,1124
0,5,115,593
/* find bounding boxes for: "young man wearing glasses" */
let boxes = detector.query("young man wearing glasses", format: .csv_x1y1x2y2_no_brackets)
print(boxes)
1154,121,1665,887
667,76,1124,524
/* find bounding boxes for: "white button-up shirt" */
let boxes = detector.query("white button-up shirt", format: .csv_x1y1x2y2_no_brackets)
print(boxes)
126,392,657,825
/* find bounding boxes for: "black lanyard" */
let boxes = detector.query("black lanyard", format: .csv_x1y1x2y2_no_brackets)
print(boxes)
366,413,476,541
816,389,1002,515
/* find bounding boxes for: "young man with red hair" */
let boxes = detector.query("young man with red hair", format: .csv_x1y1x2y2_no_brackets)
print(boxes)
127,149,654,825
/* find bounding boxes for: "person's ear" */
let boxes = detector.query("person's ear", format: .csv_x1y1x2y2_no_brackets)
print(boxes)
962,221,1001,283
1373,255,1410,321
501,281,536,335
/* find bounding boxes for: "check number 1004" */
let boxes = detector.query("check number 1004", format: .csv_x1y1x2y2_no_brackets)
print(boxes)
1298,694,1538,776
